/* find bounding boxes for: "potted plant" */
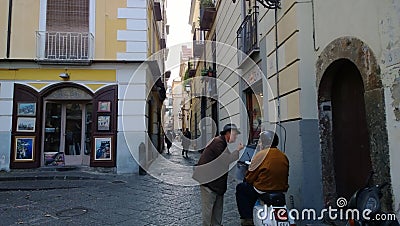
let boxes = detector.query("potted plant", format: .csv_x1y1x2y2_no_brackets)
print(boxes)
200,0,215,8
200,0,216,30
201,68,208,76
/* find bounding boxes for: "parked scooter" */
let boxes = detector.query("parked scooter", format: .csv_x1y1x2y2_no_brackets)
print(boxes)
253,192,296,226
236,156,295,226
346,173,399,226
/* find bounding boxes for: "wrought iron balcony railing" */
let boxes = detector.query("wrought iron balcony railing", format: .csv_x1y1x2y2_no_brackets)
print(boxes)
193,28,205,58
237,11,259,64
199,2,216,30
36,31,94,63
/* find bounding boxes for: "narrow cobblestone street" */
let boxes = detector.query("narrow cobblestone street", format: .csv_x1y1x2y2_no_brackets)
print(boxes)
0,143,241,226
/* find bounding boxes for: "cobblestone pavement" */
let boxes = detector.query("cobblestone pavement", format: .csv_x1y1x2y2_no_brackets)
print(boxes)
0,143,241,226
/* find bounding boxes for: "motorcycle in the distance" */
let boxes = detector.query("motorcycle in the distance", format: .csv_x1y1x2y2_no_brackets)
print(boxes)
346,173,399,226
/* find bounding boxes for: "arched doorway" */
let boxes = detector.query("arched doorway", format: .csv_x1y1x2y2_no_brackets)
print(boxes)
316,37,393,210
321,59,372,200
41,85,94,166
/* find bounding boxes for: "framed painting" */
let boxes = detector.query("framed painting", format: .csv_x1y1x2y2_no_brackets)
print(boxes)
98,101,111,112
97,115,111,131
94,137,112,161
44,152,65,166
14,136,35,162
17,103,36,116
16,117,36,132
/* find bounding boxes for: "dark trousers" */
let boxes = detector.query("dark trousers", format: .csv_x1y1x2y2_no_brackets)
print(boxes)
182,147,189,156
236,182,259,219
166,142,172,150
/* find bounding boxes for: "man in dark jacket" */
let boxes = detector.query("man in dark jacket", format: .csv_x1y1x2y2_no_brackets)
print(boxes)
194,123,244,226
165,130,173,155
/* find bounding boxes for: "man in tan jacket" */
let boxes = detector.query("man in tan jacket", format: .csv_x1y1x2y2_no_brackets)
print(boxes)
235,130,289,226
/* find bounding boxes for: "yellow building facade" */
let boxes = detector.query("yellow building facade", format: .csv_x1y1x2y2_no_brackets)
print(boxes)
0,0,168,173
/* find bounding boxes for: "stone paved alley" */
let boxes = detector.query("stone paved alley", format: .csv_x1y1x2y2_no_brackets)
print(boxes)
0,143,241,226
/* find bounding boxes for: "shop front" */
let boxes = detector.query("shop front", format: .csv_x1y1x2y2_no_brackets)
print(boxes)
245,81,263,145
10,83,117,169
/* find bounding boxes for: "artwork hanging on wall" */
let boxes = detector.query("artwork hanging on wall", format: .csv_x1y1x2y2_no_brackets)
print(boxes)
14,136,35,162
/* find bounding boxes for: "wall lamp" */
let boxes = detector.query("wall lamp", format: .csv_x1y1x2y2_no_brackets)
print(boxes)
59,72,70,79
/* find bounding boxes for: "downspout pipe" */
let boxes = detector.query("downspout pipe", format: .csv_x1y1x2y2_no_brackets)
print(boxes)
6,0,13,58
274,8,283,148
311,0,319,51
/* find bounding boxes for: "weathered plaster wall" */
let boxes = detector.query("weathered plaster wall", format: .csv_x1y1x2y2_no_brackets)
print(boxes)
378,0,400,213
315,0,400,211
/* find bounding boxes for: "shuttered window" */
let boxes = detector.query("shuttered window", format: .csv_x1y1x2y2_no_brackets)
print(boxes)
44,0,90,60
46,0,89,32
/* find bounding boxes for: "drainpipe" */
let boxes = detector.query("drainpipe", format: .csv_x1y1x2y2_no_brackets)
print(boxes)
201,30,207,150
274,8,283,147
6,0,13,58
311,0,319,51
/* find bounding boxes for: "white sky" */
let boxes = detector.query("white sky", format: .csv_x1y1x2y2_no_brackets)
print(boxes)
165,0,193,86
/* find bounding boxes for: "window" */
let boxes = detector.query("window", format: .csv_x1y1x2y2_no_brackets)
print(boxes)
39,0,91,60
46,0,89,32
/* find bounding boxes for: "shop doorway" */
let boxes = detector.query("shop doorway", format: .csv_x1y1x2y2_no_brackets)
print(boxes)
245,82,263,145
42,102,92,166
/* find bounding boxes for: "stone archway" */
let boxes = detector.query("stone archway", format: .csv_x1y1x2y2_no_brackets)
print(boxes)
316,37,393,210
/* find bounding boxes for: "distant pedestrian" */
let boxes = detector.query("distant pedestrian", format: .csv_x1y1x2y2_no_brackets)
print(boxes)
193,123,244,226
172,131,176,141
182,128,191,158
165,130,173,155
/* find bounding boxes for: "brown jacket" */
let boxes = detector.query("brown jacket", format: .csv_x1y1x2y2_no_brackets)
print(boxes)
194,135,239,195
245,148,289,192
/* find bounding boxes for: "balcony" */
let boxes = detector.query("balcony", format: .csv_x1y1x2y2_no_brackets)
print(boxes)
237,11,259,65
153,2,162,21
193,28,204,58
200,1,216,31
188,60,198,78
36,31,94,64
